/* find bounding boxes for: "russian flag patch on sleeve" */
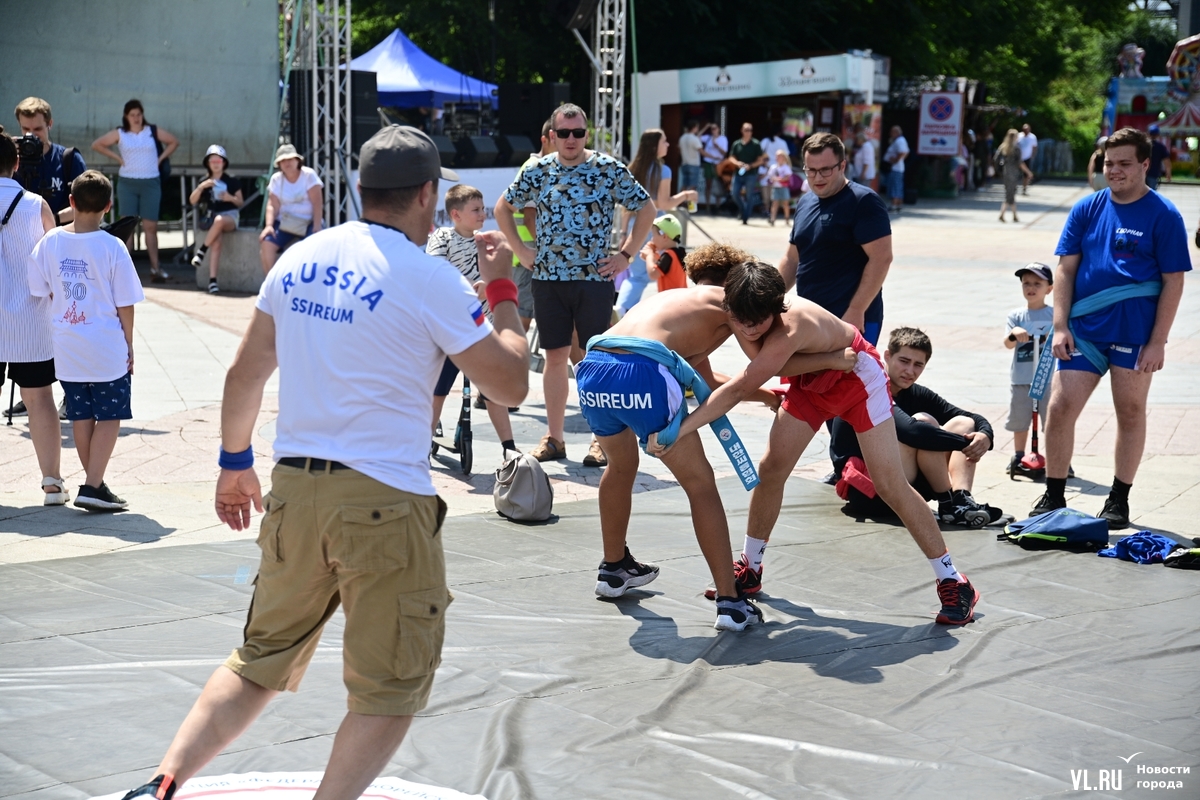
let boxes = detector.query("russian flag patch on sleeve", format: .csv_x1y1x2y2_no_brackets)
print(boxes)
470,302,486,326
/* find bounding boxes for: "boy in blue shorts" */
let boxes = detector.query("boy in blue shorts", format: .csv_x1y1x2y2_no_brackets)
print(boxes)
29,170,144,510
578,242,850,631
1034,128,1189,528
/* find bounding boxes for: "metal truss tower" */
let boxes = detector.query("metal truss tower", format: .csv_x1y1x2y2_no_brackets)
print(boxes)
573,0,627,158
283,0,353,223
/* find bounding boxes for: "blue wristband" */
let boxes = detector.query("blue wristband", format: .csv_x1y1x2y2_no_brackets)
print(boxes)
218,445,254,471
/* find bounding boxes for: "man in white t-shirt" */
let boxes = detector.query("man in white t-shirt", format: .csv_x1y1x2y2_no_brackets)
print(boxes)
853,133,877,185
700,122,729,212
116,126,530,800
1017,123,1038,194
677,119,704,195
883,125,910,212
757,129,790,211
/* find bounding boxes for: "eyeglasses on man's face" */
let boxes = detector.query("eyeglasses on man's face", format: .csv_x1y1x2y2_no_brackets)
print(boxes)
554,128,588,139
803,161,844,178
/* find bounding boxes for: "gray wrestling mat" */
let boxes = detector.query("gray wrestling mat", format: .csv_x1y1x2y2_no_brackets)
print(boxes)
2,477,1197,800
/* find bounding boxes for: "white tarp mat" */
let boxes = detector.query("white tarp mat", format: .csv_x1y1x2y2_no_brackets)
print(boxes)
92,772,486,800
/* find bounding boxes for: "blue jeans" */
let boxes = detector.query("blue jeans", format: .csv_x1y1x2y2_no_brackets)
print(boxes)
731,170,758,222
616,256,649,313
679,163,702,191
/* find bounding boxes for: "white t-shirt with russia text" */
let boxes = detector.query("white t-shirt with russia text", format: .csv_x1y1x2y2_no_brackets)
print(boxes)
257,220,491,495
28,228,144,382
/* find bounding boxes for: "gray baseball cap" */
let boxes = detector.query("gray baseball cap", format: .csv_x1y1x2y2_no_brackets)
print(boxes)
359,125,458,188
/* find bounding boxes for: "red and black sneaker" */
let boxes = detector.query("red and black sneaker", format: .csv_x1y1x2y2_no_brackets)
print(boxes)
704,556,763,600
120,774,177,800
935,577,979,625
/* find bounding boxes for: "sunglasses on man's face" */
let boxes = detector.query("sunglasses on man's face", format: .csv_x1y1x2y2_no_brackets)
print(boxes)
554,128,588,139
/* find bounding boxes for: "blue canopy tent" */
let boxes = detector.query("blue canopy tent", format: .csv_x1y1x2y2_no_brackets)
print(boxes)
349,28,498,109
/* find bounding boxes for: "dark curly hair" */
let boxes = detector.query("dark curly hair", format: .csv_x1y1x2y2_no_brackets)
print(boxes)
723,261,788,324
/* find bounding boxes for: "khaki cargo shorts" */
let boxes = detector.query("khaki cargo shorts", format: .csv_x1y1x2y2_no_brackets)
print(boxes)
224,461,451,716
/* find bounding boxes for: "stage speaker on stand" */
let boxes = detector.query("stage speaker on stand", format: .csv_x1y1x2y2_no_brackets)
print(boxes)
429,135,459,169
499,83,572,145
494,135,535,167
453,136,500,169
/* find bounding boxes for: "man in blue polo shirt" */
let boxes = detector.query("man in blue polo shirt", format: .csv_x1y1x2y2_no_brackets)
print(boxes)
777,132,893,480
1033,127,1189,528
778,132,892,346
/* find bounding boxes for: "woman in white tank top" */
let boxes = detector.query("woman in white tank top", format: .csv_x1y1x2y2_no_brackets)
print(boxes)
92,99,178,280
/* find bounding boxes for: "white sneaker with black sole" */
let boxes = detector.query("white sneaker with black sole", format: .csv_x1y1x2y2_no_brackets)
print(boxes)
595,547,660,597
74,482,128,511
714,595,763,631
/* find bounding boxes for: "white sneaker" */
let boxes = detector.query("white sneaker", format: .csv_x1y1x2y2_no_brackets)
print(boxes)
42,477,68,506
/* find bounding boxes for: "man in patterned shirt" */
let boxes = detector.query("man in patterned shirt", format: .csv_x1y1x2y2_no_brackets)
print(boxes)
496,103,656,463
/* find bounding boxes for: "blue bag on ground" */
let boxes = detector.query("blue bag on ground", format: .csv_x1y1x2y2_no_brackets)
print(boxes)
1098,532,1182,564
998,508,1110,551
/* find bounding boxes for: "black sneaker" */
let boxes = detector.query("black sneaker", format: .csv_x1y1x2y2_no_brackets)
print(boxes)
74,482,128,511
1098,496,1130,530
714,594,763,631
8,400,27,416
595,547,660,597
1031,492,1066,517
820,470,838,486
120,774,177,800
935,577,978,625
474,395,487,410
940,489,1006,528
208,278,220,294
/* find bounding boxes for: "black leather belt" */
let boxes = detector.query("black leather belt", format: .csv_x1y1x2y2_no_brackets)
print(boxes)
278,457,353,471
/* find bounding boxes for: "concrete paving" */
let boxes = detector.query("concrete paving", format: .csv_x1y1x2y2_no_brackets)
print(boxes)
2,179,1198,564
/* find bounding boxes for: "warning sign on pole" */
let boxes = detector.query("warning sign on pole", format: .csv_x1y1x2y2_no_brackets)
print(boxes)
917,92,963,156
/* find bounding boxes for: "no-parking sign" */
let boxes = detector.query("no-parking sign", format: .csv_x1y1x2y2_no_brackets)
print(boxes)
917,92,963,156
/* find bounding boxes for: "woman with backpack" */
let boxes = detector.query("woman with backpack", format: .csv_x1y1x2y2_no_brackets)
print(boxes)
995,128,1023,223
91,99,177,282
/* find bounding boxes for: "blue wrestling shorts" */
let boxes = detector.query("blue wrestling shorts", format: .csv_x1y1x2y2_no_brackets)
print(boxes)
575,350,684,445
1058,340,1142,374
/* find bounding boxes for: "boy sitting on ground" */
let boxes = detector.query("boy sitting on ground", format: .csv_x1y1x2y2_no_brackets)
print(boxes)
427,185,520,458
651,261,980,625
641,213,688,293
28,170,144,511
830,326,1006,527
577,241,851,631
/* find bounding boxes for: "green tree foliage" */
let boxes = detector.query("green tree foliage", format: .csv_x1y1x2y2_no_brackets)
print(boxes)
351,0,1174,163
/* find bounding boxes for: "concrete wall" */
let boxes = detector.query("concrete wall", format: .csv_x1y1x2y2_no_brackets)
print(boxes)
1,0,279,167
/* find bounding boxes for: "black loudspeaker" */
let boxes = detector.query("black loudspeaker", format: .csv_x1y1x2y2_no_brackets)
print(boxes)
499,83,572,144
546,0,600,29
289,70,380,160
494,134,534,167
351,71,380,155
429,135,458,169
453,136,500,169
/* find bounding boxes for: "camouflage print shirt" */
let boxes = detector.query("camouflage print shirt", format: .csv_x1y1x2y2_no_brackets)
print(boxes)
503,151,650,281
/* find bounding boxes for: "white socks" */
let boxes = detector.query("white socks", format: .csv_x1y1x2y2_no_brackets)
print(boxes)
743,535,767,571
929,551,964,583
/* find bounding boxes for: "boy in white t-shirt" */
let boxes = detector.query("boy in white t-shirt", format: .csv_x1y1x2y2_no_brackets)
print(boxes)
28,171,144,511
426,185,519,458
1003,263,1055,473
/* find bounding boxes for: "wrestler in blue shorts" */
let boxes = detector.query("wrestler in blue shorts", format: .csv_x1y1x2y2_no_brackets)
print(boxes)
575,351,684,446
1057,341,1141,373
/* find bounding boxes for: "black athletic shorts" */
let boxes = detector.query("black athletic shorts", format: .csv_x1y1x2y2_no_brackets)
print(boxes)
1,359,56,389
531,279,615,351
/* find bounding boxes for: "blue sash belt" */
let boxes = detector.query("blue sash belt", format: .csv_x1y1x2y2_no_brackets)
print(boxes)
587,334,760,490
1030,281,1161,400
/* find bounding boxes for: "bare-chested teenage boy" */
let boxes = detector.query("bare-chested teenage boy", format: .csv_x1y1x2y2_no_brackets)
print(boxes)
576,243,852,631
650,260,979,625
